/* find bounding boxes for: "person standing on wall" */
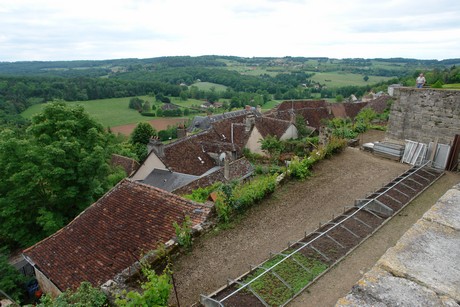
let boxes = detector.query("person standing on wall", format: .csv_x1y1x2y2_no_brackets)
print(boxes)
416,73,426,88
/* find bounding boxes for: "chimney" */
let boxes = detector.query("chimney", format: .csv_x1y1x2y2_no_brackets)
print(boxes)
245,114,255,132
224,157,230,180
289,110,295,124
147,137,165,157
231,149,237,160
177,124,186,139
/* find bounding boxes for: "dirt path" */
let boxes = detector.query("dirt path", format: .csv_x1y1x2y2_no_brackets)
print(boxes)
170,132,413,306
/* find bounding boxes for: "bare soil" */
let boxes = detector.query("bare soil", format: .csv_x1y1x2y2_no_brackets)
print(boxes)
169,130,428,306
110,118,188,135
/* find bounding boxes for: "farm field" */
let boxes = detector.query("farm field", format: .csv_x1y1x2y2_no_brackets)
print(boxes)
21,96,207,128
309,72,394,88
190,81,227,92
21,95,282,130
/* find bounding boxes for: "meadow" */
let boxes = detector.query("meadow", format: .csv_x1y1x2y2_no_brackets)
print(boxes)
309,72,394,88
190,81,227,92
22,96,207,128
22,96,152,127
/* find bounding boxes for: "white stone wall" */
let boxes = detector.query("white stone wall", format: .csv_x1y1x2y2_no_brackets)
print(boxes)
34,267,62,297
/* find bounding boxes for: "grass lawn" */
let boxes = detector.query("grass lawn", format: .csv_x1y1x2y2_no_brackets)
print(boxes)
443,83,460,89
261,100,281,111
21,97,149,127
309,72,394,88
190,81,227,92
21,96,212,127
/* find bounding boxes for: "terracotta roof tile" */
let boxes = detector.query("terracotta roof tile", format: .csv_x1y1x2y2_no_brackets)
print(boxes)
268,100,332,129
342,102,368,118
254,117,292,138
366,95,392,114
161,132,218,176
23,179,210,292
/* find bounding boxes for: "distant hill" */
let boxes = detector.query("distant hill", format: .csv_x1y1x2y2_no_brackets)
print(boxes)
1,56,459,81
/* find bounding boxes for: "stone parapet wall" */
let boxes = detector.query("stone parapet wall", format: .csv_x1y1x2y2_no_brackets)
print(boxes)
386,88,460,145
336,182,460,306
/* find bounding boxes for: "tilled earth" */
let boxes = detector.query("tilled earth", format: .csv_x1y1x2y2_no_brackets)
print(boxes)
169,131,418,306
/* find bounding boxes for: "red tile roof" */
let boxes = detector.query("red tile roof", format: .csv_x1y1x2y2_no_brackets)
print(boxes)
267,100,332,129
254,117,293,138
161,131,218,176
23,179,210,292
341,102,368,119
366,95,393,114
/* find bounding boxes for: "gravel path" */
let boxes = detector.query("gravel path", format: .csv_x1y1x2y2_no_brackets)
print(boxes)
290,171,460,307
170,131,412,306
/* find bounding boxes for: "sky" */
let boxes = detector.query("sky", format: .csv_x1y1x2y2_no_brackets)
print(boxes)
1,0,460,62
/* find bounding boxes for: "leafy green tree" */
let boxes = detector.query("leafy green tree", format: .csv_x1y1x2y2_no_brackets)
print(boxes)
129,97,144,111
38,281,108,307
130,122,156,145
0,102,113,247
260,135,285,162
142,100,151,113
0,252,26,303
363,75,369,82
431,80,444,88
130,123,156,162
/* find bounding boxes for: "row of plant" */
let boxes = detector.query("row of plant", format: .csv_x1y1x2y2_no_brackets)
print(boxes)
240,251,328,306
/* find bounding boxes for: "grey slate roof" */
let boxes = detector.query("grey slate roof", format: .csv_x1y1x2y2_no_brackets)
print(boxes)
141,169,200,192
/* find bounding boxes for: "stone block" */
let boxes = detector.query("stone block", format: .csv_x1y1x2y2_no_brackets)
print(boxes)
335,267,457,307
377,219,460,301
423,188,460,230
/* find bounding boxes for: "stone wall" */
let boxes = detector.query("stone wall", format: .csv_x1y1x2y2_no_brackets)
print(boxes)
386,88,460,145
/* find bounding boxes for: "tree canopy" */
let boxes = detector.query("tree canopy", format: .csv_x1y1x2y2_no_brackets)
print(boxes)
0,102,114,248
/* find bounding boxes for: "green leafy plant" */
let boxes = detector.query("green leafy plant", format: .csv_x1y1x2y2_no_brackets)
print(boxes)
115,262,172,307
38,281,108,307
173,215,193,250
241,252,328,306
324,136,348,158
287,156,314,180
260,135,285,162
183,182,221,203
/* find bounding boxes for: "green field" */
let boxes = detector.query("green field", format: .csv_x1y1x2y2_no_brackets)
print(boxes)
21,96,208,127
309,72,394,88
21,97,148,127
443,83,460,89
190,81,227,92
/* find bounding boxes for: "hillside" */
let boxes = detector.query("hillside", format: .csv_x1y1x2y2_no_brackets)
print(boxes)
2,55,460,132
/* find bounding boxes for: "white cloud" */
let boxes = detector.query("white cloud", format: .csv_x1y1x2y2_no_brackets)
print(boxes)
0,0,459,61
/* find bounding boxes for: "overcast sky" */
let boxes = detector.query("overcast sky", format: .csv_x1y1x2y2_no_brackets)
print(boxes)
1,0,459,62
